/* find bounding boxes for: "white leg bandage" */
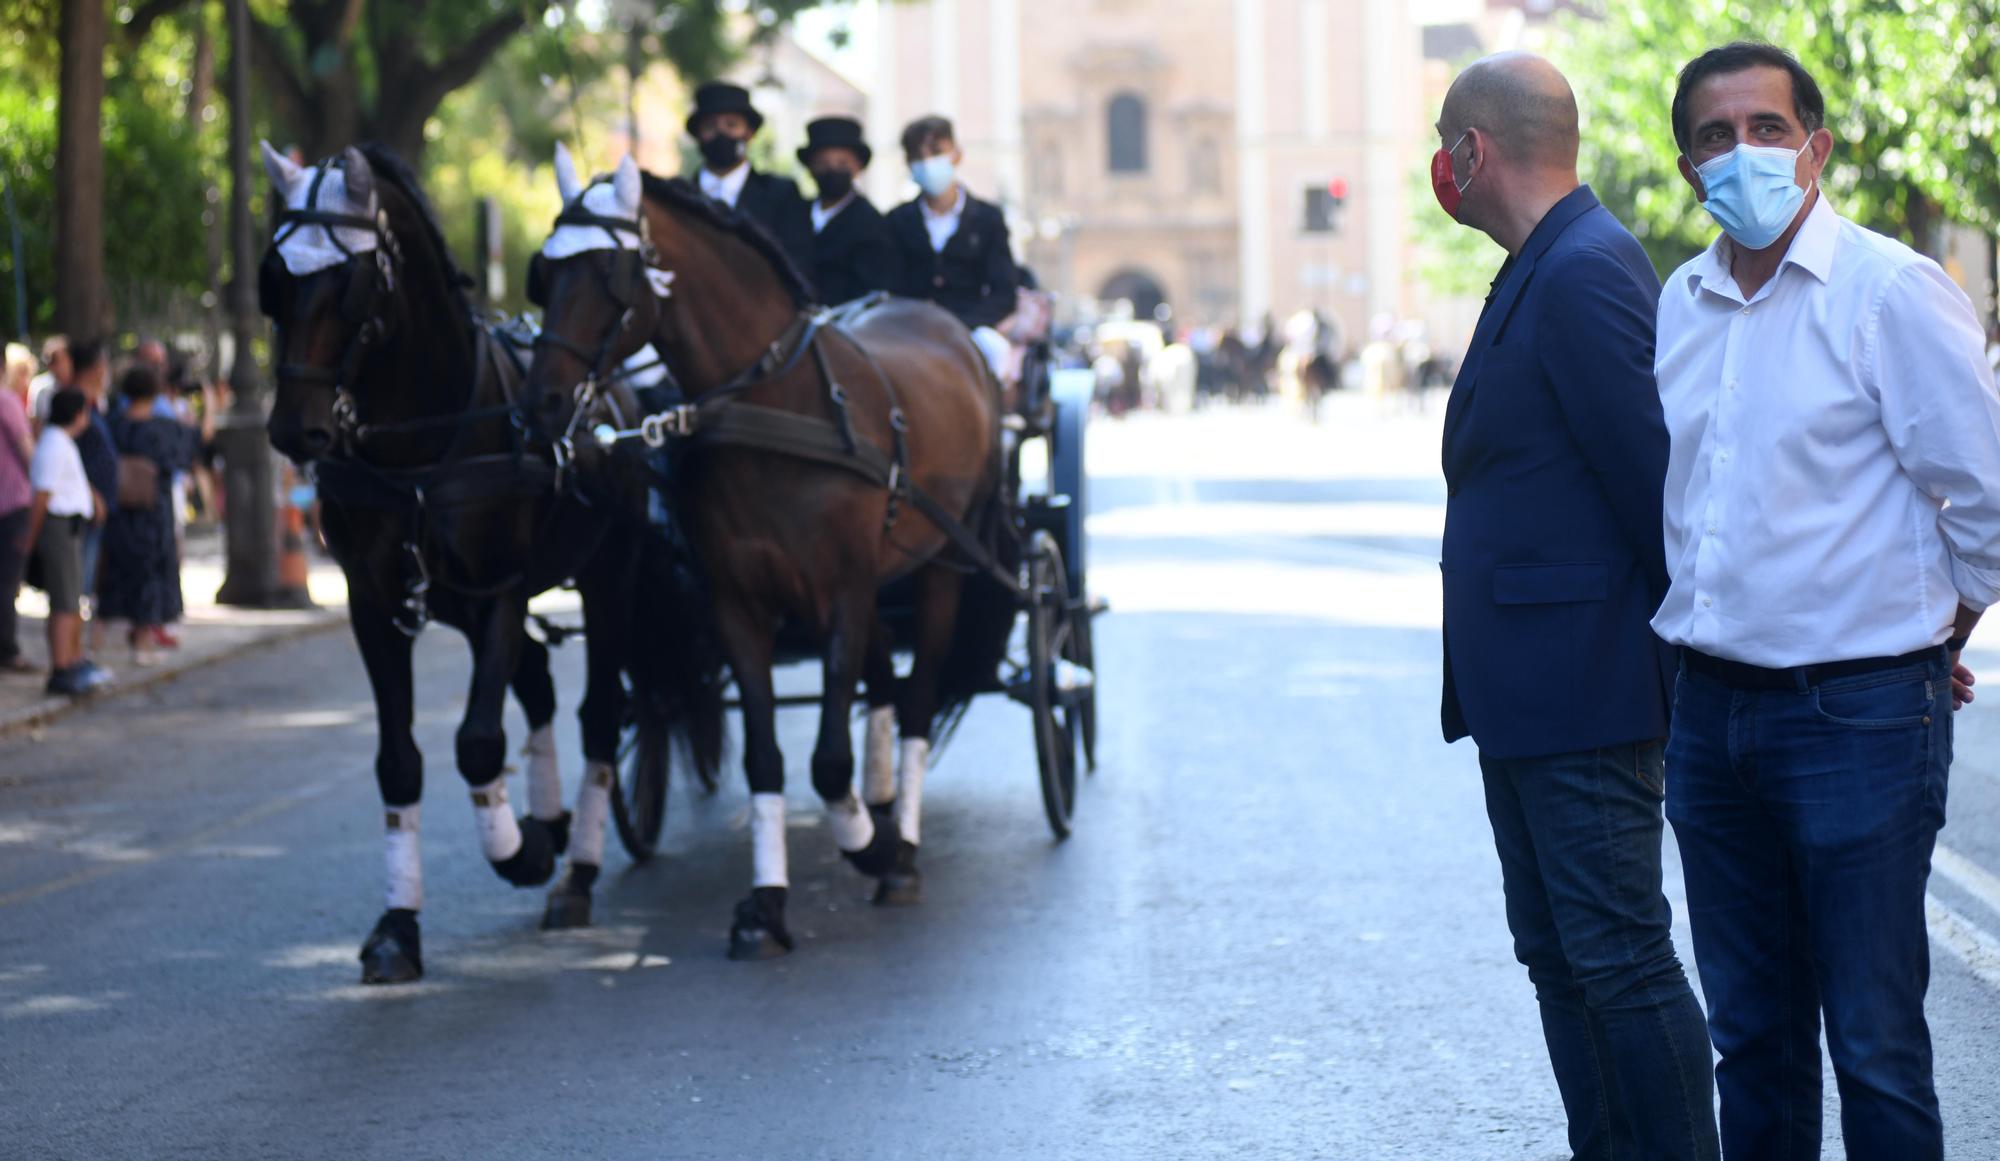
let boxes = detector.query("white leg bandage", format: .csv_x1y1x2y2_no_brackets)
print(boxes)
863,706,897,806
571,761,613,867
523,723,564,821
468,778,523,862
895,739,929,846
750,793,789,889
383,805,423,912
826,793,875,853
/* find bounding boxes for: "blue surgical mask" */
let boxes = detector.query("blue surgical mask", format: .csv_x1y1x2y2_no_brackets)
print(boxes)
911,155,956,198
1694,142,1813,251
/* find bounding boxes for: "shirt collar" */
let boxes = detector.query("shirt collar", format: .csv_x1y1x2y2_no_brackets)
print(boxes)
920,186,966,222
699,162,751,207
1686,190,1838,297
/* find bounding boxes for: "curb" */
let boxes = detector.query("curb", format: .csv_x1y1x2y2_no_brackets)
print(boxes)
0,610,348,741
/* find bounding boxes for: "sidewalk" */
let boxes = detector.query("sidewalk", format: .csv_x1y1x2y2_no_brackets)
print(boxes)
0,524,349,738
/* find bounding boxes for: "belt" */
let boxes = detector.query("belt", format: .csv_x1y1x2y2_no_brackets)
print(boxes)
1681,645,1946,691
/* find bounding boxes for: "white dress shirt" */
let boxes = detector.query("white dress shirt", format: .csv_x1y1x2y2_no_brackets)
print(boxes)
697,162,750,210
29,426,92,516
811,192,855,234
1653,194,2000,666
920,186,965,253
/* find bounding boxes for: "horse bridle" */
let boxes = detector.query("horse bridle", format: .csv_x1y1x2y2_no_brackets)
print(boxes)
529,187,666,419
262,155,405,440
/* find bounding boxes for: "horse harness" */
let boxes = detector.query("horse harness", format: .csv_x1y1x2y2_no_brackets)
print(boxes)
265,154,557,635
580,287,1016,591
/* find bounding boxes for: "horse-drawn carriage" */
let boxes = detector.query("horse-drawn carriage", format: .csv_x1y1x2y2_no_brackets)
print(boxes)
257,141,1102,979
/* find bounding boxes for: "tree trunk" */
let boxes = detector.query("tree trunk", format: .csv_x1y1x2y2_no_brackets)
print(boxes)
216,0,291,608
189,2,225,376
54,0,107,338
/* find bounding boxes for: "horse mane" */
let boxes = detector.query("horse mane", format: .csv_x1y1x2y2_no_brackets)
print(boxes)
639,172,813,307
353,142,477,321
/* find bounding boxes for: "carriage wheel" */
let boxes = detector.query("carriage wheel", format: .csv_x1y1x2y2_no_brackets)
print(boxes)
611,693,670,863
1027,531,1081,839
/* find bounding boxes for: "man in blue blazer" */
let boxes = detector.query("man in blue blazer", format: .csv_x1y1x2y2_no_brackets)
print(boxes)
1433,54,1718,1161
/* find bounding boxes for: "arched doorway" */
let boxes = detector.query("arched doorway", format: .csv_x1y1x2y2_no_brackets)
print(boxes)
1099,269,1168,321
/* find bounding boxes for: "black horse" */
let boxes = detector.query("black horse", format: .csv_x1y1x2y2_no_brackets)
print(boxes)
258,142,719,983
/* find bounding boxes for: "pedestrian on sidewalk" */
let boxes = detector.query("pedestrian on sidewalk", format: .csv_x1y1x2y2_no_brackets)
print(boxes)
101,365,197,666
1432,53,1718,1160
0,350,35,673
27,335,69,428
19,388,105,696
66,341,118,676
1655,43,2000,1159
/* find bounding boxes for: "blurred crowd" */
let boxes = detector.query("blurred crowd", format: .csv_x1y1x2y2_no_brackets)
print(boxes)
1,334,227,697
1055,307,1458,419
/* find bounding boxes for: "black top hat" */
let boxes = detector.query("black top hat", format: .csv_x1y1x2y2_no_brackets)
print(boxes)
685,82,765,136
795,116,872,169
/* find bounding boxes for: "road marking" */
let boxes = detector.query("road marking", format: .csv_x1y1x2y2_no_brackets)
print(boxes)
0,776,344,909
1933,843,2000,917
1927,894,2000,992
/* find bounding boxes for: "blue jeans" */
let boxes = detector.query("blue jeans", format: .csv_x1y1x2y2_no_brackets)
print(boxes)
1481,741,1720,1161
1667,659,1949,1160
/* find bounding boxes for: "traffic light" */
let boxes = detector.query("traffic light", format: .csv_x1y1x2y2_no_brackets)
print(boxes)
1303,178,1348,234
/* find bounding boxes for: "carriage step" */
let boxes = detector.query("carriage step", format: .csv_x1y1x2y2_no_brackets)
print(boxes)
1004,660,1095,708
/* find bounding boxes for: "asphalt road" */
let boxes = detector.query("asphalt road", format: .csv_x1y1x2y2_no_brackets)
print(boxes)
4,401,1999,1159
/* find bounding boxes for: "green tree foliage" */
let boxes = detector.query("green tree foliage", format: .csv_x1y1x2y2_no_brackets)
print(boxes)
1,0,830,334
1,0,222,336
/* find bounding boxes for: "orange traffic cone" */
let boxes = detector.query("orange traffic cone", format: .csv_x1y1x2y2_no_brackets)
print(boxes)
273,463,317,608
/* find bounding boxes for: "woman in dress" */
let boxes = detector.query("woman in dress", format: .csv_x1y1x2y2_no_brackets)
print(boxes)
100,365,197,665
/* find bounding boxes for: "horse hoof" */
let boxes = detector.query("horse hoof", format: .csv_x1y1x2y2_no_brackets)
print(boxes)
492,818,558,887
358,908,424,984
541,864,598,930
727,887,794,961
873,868,923,907
841,823,903,879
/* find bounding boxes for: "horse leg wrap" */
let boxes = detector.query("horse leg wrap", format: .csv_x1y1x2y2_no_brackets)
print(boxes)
383,805,423,912
467,778,523,862
523,723,564,821
570,762,614,868
750,793,789,889
895,739,929,847
826,793,875,854
863,707,897,806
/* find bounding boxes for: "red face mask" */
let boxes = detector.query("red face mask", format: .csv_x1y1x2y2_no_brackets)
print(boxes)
1431,131,1473,220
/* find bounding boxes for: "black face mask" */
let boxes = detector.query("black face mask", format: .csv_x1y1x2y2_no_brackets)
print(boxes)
700,134,747,171
812,169,854,202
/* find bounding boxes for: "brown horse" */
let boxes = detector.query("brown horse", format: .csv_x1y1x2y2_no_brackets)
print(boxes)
522,151,1011,959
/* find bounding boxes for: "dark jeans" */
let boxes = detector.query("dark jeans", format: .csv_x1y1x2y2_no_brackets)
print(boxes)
1481,741,1720,1161
0,506,25,662
1667,659,1949,1160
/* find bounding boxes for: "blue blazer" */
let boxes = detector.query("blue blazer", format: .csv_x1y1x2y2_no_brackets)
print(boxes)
1440,186,1675,759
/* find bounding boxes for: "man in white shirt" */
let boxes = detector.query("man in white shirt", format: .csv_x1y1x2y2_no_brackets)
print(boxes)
1654,43,2000,1160
19,387,99,695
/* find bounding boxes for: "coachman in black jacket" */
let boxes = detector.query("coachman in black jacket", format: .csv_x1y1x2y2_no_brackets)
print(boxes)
796,117,901,306
684,81,816,285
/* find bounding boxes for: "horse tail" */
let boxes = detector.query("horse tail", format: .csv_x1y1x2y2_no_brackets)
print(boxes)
634,537,729,783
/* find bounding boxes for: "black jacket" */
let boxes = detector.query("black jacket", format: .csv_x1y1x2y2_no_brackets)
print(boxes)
886,192,1017,329
810,196,902,306
699,168,818,294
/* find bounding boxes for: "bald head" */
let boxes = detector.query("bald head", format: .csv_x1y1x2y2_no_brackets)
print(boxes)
1439,52,1579,171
